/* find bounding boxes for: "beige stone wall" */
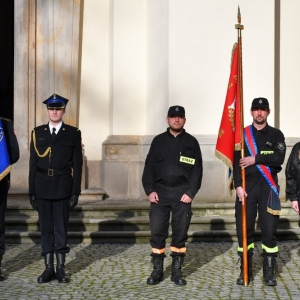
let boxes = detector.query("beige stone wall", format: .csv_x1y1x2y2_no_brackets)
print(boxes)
100,135,294,202
10,0,300,203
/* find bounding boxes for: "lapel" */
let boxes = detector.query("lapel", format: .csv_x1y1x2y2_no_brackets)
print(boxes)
53,122,67,144
45,124,53,143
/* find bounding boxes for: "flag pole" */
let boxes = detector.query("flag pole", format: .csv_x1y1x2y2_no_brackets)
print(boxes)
235,6,248,287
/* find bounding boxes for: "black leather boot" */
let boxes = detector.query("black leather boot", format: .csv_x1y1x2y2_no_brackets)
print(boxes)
236,251,253,285
263,255,277,286
56,253,69,283
37,253,55,283
0,255,4,281
147,254,165,285
171,254,186,286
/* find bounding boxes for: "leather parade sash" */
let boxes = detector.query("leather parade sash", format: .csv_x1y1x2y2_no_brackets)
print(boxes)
244,125,280,215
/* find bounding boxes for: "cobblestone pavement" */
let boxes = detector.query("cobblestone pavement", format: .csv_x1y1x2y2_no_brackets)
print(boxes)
1,241,300,299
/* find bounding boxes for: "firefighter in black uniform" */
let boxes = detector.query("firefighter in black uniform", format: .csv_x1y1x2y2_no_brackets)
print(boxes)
233,97,285,286
29,94,82,284
0,117,19,281
142,105,203,286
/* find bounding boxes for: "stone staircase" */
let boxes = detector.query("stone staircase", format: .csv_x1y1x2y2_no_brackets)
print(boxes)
5,189,300,244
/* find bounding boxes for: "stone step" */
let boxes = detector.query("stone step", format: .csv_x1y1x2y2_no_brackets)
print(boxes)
4,215,300,232
4,228,300,244
4,197,299,243
5,198,295,218
8,188,107,201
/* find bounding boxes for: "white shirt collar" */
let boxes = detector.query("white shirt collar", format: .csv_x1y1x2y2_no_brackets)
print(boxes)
49,122,63,133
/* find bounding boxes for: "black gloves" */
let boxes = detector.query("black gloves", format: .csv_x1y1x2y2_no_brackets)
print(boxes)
69,195,79,210
29,195,38,211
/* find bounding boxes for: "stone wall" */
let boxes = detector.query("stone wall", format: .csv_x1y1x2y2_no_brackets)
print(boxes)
99,135,298,202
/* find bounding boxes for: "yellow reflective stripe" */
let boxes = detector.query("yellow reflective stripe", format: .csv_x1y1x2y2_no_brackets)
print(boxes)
179,156,195,165
237,243,254,252
262,244,278,253
260,150,274,155
152,248,166,254
170,246,186,253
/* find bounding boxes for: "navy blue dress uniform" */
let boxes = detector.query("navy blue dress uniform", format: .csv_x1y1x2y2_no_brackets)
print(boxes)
29,94,82,283
0,117,19,281
142,106,203,286
233,97,286,286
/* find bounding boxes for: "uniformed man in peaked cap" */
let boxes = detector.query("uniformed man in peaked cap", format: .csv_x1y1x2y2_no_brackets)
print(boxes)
142,105,203,286
29,94,82,283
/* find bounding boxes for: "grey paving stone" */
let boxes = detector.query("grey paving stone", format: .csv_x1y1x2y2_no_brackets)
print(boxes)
1,242,300,299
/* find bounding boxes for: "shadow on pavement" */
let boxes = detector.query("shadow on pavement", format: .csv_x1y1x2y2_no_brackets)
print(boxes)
2,244,40,277
164,218,234,280
66,210,137,276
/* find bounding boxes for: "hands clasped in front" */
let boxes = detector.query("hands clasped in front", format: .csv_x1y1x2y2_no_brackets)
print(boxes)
29,194,79,210
148,192,192,204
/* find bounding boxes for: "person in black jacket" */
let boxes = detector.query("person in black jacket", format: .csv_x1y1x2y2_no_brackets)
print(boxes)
286,143,300,212
142,105,203,286
233,97,286,286
29,94,82,284
0,117,19,281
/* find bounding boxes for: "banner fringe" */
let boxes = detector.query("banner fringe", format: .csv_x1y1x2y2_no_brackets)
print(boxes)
267,207,281,216
215,150,234,196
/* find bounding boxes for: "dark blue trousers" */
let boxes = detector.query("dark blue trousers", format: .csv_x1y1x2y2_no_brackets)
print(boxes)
37,197,70,256
0,177,8,256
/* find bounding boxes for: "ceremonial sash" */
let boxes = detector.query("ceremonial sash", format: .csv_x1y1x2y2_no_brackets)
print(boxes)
244,125,280,215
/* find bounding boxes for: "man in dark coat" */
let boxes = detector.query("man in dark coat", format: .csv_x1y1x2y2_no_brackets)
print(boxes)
29,94,82,283
142,105,203,286
0,117,19,281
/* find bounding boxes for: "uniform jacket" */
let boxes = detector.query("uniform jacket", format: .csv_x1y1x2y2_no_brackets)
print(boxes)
142,128,203,199
1,117,19,165
29,122,83,199
233,123,286,188
285,142,300,201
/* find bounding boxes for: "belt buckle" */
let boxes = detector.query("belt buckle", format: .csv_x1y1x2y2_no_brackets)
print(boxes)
48,169,54,176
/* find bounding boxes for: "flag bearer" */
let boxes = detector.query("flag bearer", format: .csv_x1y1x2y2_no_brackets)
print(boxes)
0,117,19,281
233,97,286,286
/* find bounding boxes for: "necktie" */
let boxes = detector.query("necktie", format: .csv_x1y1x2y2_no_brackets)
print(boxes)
52,127,56,140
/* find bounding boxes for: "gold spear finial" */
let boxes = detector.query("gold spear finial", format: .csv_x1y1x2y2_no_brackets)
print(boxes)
235,6,244,30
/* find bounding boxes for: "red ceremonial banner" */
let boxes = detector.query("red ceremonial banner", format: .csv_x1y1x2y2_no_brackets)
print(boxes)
215,43,241,194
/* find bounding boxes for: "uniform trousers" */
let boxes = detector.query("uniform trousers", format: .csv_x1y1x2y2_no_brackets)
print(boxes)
149,186,192,250
0,178,8,256
37,197,70,256
235,178,279,252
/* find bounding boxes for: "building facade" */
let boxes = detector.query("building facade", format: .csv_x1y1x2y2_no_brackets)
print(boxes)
10,0,299,201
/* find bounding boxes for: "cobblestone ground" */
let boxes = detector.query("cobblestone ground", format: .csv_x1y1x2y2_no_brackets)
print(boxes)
1,241,300,299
